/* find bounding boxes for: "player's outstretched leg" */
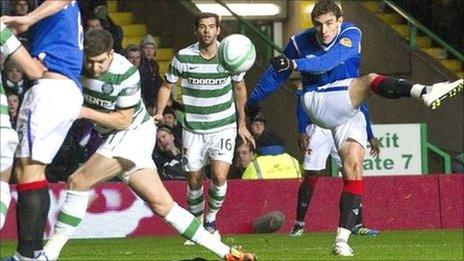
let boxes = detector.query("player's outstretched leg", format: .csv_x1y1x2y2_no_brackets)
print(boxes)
365,74,463,110
129,169,255,260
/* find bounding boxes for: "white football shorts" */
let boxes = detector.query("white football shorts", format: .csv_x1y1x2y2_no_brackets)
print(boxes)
96,119,157,183
15,79,83,164
303,124,341,171
301,78,358,130
182,127,237,172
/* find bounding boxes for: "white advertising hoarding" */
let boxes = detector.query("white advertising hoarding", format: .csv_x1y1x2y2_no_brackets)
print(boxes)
363,124,424,176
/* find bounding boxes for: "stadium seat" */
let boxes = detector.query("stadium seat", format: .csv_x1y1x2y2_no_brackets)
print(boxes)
362,1,463,78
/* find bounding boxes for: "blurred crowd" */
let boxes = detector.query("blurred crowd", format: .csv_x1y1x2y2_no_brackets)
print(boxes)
1,0,462,184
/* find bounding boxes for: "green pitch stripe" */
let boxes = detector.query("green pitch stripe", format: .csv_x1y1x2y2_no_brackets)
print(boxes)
185,114,236,131
181,219,200,239
0,201,7,215
0,27,13,45
182,84,232,98
208,189,225,201
183,100,233,115
58,212,82,227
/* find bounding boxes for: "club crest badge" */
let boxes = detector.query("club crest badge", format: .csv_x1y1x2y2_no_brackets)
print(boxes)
339,37,352,47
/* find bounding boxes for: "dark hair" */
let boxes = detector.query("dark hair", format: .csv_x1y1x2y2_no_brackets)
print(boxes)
194,12,220,29
124,44,140,55
84,29,114,57
163,106,176,117
311,0,342,21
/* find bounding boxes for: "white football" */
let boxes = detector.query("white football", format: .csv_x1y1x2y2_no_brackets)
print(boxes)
218,34,256,73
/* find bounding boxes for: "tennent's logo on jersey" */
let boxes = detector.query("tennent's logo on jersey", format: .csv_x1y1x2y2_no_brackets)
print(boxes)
84,94,113,109
188,77,227,85
101,83,114,95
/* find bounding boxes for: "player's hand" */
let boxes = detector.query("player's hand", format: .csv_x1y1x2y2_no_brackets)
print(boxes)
153,114,164,124
1,15,34,34
238,124,256,149
368,137,380,157
269,55,294,73
298,132,310,154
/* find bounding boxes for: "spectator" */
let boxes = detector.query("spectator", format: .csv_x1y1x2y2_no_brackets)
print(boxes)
153,125,186,180
3,60,31,97
162,106,182,142
80,0,123,53
228,139,255,179
139,34,163,114
241,130,301,179
6,92,20,128
8,0,31,47
84,14,104,32
10,0,30,15
45,119,102,183
249,112,267,139
124,44,142,67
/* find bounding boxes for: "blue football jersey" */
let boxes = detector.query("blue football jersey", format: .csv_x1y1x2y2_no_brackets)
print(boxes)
288,22,361,91
30,0,84,89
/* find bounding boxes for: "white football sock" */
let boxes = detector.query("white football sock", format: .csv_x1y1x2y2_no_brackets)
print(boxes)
335,227,352,243
205,182,227,222
165,202,230,258
187,186,204,222
43,190,90,259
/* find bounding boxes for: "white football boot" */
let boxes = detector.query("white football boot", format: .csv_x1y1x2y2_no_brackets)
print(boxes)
332,242,354,256
422,79,463,110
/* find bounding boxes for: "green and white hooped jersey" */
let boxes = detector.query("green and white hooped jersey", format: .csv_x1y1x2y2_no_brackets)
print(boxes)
165,42,245,134
83,53,150,135
0,22,22,129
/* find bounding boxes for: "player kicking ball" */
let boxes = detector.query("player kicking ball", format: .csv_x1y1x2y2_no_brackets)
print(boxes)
40,29,255,261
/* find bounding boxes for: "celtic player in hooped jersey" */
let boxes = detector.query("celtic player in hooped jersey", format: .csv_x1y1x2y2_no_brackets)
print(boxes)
42,29,255,261
155,13,255,246
0,22,45,231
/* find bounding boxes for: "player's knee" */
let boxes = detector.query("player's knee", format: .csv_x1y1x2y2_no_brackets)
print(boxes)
343,161,363,179
364,73,380,86
151,197,174,217
67,173,89,191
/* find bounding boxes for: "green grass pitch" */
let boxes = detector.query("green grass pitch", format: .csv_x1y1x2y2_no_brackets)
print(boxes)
1,229,462,260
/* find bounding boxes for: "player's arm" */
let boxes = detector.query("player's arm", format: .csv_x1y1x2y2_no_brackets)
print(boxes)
154,81,176,123
233,79,255,147
80,107,135,131
296,91,312,152
293,29,361,73
360,103,380,157
154,55,182,123
1,0,73,33
1,23,45,79
247,40,299,108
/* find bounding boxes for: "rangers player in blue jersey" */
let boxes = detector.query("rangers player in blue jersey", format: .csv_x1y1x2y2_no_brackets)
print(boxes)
247,0,463,256
1,1,84,259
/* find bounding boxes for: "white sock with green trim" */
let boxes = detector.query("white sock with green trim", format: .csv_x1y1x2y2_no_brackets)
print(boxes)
187,186,204,222
43,190,90,259
0,181,11,229
206,182,227,222
165,202,230,258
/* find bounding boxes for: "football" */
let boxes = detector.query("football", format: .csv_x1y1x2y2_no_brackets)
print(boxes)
218,34,256,73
